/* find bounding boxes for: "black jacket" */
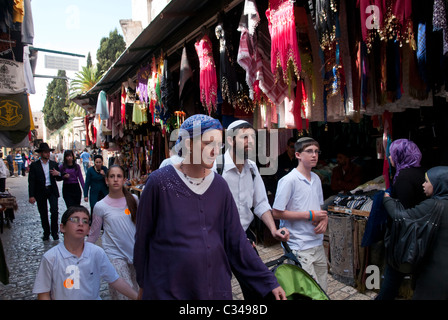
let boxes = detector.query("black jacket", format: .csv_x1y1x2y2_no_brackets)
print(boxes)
28,159,62,200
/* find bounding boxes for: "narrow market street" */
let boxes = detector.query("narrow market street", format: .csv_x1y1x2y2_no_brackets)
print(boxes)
0,173,376,300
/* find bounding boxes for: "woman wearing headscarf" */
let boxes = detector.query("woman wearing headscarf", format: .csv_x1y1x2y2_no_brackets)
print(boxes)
383,166,448,299
134,114,286,300
376,139,427,300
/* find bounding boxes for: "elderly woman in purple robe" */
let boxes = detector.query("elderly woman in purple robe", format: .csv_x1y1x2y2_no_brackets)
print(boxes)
134,114,286,300
376,139,427,300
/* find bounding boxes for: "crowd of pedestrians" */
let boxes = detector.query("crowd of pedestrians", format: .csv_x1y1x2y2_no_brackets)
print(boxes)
1,114,445,301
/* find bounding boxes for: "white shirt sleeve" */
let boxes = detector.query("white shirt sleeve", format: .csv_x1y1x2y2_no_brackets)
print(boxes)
250,163,272,218
273,176,293,211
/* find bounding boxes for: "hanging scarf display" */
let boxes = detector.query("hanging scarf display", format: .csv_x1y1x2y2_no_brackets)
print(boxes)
266,0,301,94
147,56,158,122
216,23,238,106
255,19,289,109
136,63,150,103
178,46,193,99
358,0,415,52
433,0,448,56
194,34,218,115
237,0,260,100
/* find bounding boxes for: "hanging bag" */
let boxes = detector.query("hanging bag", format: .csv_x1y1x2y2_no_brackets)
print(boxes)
385,199,444,273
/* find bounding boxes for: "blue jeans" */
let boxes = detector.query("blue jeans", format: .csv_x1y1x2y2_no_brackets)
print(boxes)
83,162,89,175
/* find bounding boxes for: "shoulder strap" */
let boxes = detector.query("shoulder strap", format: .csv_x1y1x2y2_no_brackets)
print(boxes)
217,153,224,176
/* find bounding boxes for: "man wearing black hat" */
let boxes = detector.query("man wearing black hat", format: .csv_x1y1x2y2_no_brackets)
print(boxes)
28,143,63,241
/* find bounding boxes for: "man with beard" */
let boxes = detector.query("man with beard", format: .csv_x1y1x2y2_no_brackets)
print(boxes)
28,143,63,241
214,120,289,300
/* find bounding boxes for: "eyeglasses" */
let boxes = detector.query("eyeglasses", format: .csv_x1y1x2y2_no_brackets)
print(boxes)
68,217,90,225
301,149,321,155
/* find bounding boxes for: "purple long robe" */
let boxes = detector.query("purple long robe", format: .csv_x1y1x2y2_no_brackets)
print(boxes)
134,165,279,299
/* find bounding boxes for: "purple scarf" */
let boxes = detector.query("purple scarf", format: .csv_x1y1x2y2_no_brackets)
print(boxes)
389,139,422,183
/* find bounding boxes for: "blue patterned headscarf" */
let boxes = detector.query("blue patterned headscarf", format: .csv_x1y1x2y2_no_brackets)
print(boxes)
175,114,223,156
389,139,422,184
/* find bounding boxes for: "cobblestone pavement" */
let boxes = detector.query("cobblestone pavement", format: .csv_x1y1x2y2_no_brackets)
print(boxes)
0,174,376,300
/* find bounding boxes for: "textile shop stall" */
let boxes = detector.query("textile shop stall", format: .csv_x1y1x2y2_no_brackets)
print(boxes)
325,177,384,293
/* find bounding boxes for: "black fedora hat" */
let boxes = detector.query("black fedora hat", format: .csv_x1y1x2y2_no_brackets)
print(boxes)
35,142,55,153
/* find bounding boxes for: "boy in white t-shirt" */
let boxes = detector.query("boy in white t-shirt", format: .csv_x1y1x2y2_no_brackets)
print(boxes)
33,206,138,300
272,137,329,291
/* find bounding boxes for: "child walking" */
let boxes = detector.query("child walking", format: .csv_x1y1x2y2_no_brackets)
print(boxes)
87,165,139,300
33,206,138,300
272,137,329,291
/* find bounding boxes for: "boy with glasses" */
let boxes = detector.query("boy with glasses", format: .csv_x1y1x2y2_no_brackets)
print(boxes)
272,137,329,291
33,206,138,300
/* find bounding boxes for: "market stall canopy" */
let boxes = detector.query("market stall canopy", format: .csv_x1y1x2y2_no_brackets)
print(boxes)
73,0,243,112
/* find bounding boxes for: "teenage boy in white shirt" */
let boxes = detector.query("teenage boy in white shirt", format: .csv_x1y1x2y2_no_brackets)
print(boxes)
272,137,329,291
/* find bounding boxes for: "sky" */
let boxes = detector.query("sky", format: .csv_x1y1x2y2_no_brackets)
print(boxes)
29,0,132,112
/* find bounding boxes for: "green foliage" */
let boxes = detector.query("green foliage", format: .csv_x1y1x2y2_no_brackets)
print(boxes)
69,64,102,97
64,101,86,118
86,52,92,68
96,28,126,74
42,70,70,130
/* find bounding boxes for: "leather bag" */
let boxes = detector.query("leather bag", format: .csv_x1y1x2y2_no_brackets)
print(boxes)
385,199,444,273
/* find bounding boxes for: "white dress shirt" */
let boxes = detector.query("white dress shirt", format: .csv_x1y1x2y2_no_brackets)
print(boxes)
40,159,51,187
213,150,271,231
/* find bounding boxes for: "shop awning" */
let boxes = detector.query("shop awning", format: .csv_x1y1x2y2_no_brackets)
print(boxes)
74,0,243,112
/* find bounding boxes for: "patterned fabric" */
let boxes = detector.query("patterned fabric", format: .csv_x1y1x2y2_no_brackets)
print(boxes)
109,258,138,300
195,35,218,115
174,114,223,155
266,0,301,90
433,0,448,55
328,214,355,286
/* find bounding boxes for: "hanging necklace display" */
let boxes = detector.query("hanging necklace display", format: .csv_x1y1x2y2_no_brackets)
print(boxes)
180,162,206,186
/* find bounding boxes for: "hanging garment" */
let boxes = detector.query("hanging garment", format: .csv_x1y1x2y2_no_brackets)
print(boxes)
255,20,288,107
237,0,260,100
433,0,448,56
195,34,218,115
178,46,193,99
161,57,176,113
0,58,26,94
23,45,35,94
216,23,238,106
136,64,150,103
266,0,301,92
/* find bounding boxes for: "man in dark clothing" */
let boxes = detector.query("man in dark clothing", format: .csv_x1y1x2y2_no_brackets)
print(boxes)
276,137,298,180
6,151,14,177
330,151,363,194
28,143,63,241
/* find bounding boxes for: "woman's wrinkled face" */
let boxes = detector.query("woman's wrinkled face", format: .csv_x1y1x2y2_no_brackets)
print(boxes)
187,129,223,168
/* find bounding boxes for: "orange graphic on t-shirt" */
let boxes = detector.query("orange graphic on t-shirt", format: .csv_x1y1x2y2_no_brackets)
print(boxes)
63,278,74,289
124,208,131,215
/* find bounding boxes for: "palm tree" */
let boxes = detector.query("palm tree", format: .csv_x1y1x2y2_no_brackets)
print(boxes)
69,64,102,97
67,64,103,117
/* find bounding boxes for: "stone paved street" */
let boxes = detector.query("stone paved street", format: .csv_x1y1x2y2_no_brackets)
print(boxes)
0,174,376,300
